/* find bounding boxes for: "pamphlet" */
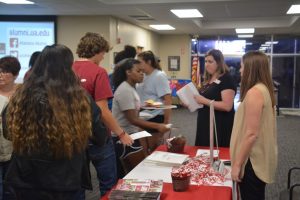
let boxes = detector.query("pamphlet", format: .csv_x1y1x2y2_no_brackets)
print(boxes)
145,151,189,166
130,131,152,141
176,82,203,112
116,131,152,144
196,149,219,157
109,179,163,200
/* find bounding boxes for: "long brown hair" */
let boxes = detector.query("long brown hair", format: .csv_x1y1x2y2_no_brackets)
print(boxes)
7,44,92,159
203,49,229,84
138,50,161,70
240,51,275,107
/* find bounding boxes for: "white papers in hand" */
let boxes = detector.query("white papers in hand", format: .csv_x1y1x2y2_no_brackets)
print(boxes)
176,82,203,112
130,131,152,141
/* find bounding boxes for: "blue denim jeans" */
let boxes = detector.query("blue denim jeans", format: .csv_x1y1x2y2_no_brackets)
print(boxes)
88,137,117,197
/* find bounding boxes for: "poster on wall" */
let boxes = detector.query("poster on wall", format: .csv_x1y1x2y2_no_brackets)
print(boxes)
169,79,191,97
191,54,201,88
168,56,180,71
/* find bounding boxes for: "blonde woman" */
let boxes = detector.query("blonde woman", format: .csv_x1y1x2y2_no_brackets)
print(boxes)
230,51,277,200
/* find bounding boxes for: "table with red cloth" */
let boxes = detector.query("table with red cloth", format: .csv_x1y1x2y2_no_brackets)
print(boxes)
101,145,232,200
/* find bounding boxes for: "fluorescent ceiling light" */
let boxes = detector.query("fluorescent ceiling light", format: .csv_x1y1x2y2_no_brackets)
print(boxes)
149,24,175,30
171,9,203,18
237,34,253,38
261,44,270,47
235,28,255,34
0,0,34,4
287,5,300,14
265,41,278,45
245,42,253,45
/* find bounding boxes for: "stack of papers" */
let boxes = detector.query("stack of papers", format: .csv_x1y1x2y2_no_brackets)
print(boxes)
145,151,189,166
176,82,203,112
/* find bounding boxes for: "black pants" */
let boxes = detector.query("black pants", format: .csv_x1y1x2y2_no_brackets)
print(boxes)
14,189,81,200
146,115,164,133
239,160,266,200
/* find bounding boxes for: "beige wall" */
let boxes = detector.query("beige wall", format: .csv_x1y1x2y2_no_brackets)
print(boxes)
108,17,160,72
56,16,191,79
57,16,111,69
158,35,191,79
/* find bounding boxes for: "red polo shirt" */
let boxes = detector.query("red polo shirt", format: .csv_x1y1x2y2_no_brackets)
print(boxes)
72,60,113,101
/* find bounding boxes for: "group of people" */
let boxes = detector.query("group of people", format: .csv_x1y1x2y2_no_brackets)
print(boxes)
0,32,172,200
0,31,277,200
193,49,277,200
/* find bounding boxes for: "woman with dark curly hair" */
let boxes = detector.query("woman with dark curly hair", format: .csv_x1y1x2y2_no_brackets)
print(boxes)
3,44,107,200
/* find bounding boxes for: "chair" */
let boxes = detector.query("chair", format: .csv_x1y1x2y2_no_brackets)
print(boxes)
279,167,300,200
119,145,147,174
141,131,171,155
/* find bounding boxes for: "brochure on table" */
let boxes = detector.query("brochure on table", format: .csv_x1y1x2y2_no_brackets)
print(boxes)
145,151,189,166
124,150,233,188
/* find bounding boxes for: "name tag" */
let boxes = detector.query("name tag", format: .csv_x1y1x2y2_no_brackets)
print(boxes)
81,79,87,82
214,79,221,84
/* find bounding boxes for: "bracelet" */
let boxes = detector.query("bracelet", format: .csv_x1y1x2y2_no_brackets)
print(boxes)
118,130,126,139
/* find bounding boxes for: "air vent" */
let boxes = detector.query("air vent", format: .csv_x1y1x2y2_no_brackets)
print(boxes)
129,15,155,21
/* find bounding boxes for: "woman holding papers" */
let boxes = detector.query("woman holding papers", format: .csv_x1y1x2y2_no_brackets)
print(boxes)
112,58,170,178
230,51,277,200
194,49,236,147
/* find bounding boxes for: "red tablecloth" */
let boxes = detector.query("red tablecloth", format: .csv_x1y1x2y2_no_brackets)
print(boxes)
101,145,232,200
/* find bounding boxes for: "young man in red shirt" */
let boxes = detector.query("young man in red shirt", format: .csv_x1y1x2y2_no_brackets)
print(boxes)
73,32,133,198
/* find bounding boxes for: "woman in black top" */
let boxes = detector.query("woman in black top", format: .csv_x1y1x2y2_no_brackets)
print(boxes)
194,49,236,147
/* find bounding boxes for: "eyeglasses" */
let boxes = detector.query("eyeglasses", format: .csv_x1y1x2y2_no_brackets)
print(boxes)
0,71,12,76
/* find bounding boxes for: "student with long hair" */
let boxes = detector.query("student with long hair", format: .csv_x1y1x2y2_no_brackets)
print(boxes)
194,49,236,147
3,44,107,199
136,51,172,125
230,51,277,200
112,58,170,177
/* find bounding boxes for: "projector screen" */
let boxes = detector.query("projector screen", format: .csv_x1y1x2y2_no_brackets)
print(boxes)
0,16,56,83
